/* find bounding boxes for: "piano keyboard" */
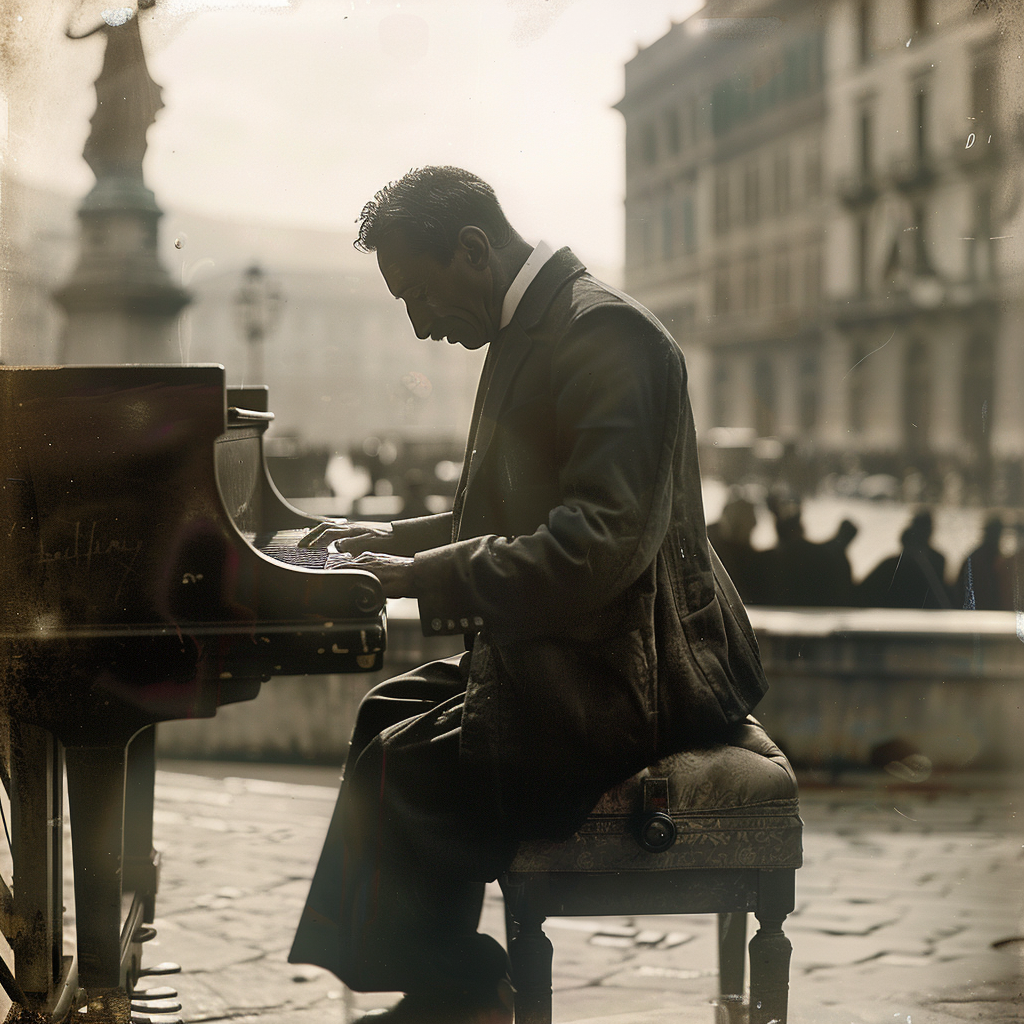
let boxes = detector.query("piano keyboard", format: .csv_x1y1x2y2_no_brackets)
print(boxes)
252,529,352,570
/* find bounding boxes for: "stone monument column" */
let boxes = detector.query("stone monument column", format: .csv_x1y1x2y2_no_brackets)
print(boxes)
52,7,189,364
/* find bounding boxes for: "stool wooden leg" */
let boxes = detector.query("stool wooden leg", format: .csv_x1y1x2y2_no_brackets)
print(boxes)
749,870,795,1024
506,903,552,1024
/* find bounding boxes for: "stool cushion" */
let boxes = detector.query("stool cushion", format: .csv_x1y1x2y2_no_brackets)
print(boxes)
509,717,802,873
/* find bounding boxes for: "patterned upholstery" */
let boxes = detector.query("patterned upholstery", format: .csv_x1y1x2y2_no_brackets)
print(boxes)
508,716,803,873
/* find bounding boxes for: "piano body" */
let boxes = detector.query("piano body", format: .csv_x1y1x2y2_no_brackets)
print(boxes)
0,365,386,1022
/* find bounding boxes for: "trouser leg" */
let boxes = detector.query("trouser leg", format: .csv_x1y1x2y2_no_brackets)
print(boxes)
290,654,515,997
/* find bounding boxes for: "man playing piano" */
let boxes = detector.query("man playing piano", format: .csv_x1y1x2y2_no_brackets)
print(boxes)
289,166,768,1024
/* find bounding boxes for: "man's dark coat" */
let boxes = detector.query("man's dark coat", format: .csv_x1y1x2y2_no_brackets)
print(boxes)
384,247,768,838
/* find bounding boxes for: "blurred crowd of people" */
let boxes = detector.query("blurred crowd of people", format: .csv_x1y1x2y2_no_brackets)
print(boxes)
709,495,1021,610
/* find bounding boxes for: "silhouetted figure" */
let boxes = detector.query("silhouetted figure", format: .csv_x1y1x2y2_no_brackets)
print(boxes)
709,496,768,604
955,516,1011,610
858,510,951,609
820,518,858,606
759,499,857,606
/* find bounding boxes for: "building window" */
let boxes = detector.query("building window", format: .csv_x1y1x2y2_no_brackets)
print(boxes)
773,149,791,215
914,82,930,163
911,0,931,36
666,108,681,156
714,169,731,235
743,252,761,312
773,249,791,309
626,211,645,270
641,216,653,268
643,123,658,166
903,338,931,453
971,47,997,142
968,186,994,281
858,106,874,177
805,143,822,197
911,202,932,274
685,96,699,148
857,1,873,65
662,196,674,262
713,263,733,316
682,195,697,253
712,356,730,427
804,244,822,308
799,354,820,430
743,162,761,225
961,333,994,456
848,341,868,433
856,215,870,296
754,358,777,437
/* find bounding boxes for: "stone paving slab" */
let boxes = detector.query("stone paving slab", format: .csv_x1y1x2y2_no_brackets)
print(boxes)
130,766,1024,1023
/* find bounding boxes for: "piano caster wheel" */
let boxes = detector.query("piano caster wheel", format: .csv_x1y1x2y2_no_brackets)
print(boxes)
139,962,181,977
132,986,178,1001
130,997,183,1014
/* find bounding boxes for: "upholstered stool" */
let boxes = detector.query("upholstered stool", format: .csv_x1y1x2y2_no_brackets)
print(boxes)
500,716,802,1024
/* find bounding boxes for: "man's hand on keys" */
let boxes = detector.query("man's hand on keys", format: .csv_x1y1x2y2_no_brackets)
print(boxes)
298,519,395,553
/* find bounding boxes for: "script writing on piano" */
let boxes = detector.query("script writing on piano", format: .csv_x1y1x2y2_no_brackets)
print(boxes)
36,520,144,570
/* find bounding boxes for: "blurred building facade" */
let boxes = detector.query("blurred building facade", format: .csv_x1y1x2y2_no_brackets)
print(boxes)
618,0,1024,504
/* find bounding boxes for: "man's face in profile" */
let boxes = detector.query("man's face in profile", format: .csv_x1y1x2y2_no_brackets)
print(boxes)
376,230,494,350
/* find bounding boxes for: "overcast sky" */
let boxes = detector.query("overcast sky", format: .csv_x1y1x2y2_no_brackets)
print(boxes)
4,0,705,270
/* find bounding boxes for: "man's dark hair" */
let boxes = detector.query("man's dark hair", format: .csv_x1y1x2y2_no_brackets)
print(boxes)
355,166,514,264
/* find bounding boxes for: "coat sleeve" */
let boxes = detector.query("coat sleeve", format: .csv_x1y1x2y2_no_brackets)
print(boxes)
410,307,685,638
388,512,452,556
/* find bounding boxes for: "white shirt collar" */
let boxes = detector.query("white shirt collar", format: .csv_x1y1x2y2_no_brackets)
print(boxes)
500,241,554,330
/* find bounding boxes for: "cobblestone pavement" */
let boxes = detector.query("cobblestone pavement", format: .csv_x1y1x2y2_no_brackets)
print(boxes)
132,764,1023,1024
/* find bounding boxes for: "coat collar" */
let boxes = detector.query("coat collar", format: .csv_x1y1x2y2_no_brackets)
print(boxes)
510,246,586,332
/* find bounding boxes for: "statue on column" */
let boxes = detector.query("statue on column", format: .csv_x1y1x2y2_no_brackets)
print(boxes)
79,5,164,183
53,2,190,365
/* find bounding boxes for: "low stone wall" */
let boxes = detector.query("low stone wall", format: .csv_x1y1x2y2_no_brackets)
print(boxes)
748,608,1024,772
156,603,1024,772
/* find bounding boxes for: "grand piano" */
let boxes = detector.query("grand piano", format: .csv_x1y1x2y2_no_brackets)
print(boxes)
0,365,387,1023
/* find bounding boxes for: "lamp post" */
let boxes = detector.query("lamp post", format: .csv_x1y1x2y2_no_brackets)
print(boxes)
233,264,282,385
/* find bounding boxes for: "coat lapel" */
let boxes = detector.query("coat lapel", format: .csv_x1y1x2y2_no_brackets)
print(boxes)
453,248,587,540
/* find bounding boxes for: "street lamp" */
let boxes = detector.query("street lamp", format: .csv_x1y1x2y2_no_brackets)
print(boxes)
233,263,282,384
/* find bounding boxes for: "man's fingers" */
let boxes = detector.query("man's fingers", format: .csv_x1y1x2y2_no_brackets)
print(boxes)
302,528,350,549
298,523,332,547
299,522,364,548
331,537,372,555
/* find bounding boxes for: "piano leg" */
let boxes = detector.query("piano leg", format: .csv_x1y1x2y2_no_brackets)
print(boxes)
65,743,138,1002
4,718,77,1020
124,725,161,923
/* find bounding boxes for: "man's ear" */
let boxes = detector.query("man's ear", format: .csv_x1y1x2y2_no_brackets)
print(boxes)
457,226,491,270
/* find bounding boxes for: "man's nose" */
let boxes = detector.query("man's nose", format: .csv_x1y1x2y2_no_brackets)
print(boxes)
404,302,432,339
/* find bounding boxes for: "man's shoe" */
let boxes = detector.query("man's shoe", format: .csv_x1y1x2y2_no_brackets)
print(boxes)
356,976,514,1024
